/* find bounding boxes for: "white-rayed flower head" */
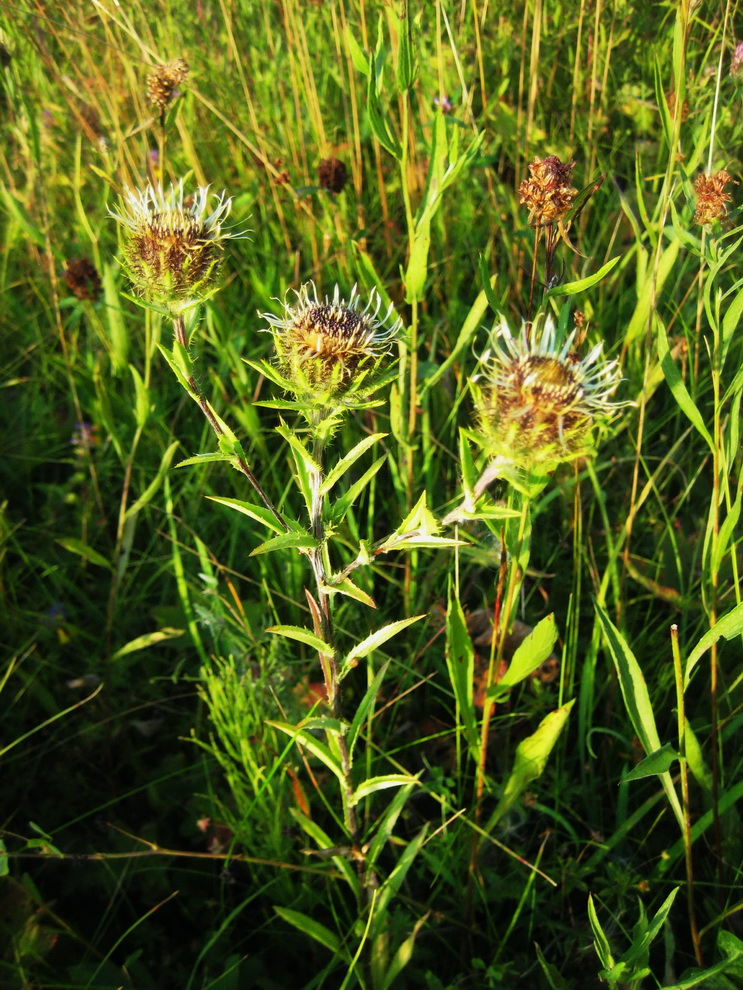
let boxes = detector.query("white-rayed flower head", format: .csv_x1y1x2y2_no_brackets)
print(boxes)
473,314,630,470
261,282,401,403
109,180,245,312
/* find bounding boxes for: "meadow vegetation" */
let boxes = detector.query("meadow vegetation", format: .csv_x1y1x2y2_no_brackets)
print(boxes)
2,0,743,987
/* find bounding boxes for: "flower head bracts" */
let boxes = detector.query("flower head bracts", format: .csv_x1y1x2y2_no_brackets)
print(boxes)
110,180,241,312
473,315,628,471
261,282,401,407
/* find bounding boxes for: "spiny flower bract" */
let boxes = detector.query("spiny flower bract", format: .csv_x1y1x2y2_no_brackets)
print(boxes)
110,180,241,312
261,282,400,406
473,315,628,471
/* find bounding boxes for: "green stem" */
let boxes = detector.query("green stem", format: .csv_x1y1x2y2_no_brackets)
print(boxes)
671,623,703,967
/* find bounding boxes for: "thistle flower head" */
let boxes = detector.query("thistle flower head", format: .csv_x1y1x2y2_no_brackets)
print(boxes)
473,315,628,471
518,155,577,229
731,41,743,79
147,58,189,112
693,169,737,226
109,181,241,312
261,282,400,406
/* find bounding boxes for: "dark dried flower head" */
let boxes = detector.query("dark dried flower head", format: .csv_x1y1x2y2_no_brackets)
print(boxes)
109,181,242,311
262,282,400,403
518,155,577,228
63,258,102,301
665,89,690,122
317,157,348,194
694,170,737,226
473,315,629,470
146,58,189,112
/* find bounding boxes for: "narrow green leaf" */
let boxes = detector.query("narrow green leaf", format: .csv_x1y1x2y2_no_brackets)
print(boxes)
124,441,180,521
419,283,492,397
275,424,320,473
365,783,417,875
129,364,151,428
396,0,416,91
374,825,428,920
622,743,678,782
273,907,344,956
56,537,113,571
177,452,233,468
544,256,620,300
289,809,360,896
267,720,344,783
350,774,419,805
111,627,184,661
588,894,615,970
656,315,714,453
342,614,425,673
266,625,332,655
206,495,291,535
595,604,661,755
250,531,317,556
347,661,390,758
330,455,387,524
346,26,370,76
445,581,479,758
684,723,712,792
321,433,387,494
685,602,743,688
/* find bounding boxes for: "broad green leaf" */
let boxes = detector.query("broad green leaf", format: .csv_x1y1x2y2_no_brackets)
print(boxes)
350,774,419,805
266,625,332,656
685,602,743,688
721,278,743,364
656,314,714,453
485,700,574,831
250,531,317,556
496,613,558,692
321,433,387,494
323,577,376,610
267,720,344,783
111,627,184,660
342,615,425,674
273,907,344,956
622,743,678,782
57,537,113,571
158,341,192,392
206,495,291,535
544,256,620,300
124,441,180,521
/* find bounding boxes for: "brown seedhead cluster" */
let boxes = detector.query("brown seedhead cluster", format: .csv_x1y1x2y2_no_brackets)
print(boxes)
693,169,737,226
62,258,102,301
147,58,189,112
518,155,577,229
317,157,349,194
